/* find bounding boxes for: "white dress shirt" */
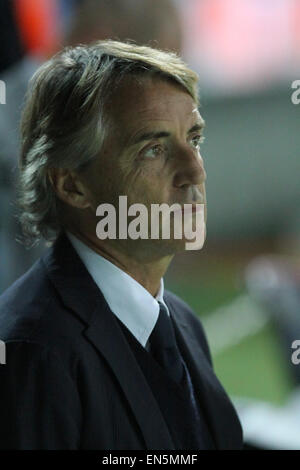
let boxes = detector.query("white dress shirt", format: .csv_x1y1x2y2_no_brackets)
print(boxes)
66,232,170,351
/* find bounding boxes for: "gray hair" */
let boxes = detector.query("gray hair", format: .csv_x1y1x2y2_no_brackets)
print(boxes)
18,40,199,246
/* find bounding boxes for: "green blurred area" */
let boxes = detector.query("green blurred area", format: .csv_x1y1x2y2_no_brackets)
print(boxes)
165,252,295,406
213,323,293,405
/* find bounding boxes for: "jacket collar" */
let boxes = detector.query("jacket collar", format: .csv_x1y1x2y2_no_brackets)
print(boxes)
66,231,168,349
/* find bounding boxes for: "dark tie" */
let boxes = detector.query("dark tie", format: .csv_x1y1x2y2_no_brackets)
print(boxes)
149,302,184,384
149,302,215,449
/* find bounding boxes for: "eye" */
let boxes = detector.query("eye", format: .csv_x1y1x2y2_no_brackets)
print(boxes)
190,134,205,150
141,144,166,159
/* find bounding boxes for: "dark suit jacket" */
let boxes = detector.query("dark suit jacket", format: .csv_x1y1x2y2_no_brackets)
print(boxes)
0,234,243,449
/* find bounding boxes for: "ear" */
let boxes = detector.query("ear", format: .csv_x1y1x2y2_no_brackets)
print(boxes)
48,168,91,209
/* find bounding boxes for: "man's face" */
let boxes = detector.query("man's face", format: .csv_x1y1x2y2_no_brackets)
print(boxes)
82,76,207,259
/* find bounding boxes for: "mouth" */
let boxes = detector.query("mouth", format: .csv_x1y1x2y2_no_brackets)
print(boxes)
172,201,205,215
183,203,204,215
191,203,204,212
182,191,205,211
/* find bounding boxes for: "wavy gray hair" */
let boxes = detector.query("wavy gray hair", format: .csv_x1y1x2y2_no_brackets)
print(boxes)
18,40,199,246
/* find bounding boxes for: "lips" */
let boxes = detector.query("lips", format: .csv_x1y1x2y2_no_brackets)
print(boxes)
182,203,204,215
171,202,205,215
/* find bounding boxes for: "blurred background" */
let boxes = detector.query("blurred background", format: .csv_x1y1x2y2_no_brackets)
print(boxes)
0,0,299,449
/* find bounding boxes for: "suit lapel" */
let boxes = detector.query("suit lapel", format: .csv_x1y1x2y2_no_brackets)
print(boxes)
165,295,243,450
43,234,174,450
84,302,175,449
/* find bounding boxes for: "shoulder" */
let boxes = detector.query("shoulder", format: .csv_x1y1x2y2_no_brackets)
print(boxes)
163,289,204,330
164,289,213,367
0,253,83,361
0,257,50,340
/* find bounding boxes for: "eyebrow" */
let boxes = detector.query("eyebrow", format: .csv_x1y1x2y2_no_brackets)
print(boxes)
131,120,206,146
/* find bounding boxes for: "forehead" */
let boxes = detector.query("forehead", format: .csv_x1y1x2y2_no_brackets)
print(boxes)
106,76,201,143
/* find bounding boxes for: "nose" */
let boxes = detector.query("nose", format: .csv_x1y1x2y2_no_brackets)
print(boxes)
172,146,206,189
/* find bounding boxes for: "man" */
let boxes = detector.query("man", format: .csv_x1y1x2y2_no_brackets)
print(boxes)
0,40,243,449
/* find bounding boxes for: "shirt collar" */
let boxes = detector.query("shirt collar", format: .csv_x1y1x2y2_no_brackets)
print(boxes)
66,232,169,348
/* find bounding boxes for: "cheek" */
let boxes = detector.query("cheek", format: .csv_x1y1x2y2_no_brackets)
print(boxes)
86,167,122,208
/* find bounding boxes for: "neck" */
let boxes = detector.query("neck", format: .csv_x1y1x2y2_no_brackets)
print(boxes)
67,228,173,297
